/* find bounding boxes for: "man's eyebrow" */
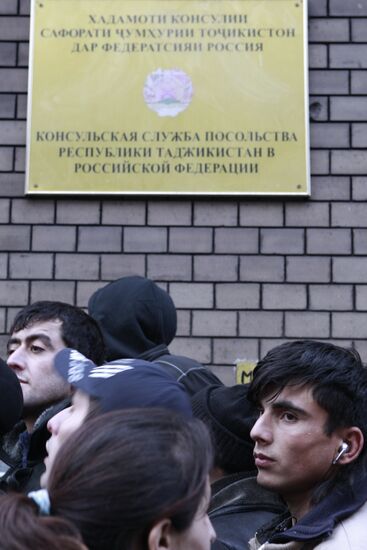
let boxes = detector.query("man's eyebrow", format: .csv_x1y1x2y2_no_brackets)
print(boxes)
8,333,54,350
26,333,54,349
270,399,309,417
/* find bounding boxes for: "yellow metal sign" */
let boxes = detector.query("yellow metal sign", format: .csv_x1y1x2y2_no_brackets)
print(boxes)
26,0,309,195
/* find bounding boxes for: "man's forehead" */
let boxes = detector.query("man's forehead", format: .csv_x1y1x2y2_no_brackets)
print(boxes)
11,319,63,339
262,384,315,406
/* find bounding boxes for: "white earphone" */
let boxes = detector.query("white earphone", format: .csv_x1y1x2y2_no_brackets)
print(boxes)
332,442,349,465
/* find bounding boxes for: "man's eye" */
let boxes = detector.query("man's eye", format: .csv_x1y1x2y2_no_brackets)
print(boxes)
7,348,16,356
30,345,44,353
281,411,297,422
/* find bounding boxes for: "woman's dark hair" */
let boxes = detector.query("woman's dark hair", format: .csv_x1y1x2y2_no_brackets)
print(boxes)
48,408,213,550
0,493,86,550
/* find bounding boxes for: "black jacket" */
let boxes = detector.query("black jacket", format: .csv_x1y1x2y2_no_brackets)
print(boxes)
209,473,286,550
88,276,222,395
0,399,69,493
251,469,367,548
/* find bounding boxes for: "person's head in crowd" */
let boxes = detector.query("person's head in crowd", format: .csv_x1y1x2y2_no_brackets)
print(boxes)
191,384,257,481
88,275,177,361
22,409,215,550
0,492,87,550
248,340,367,520
88,276,223,397
0,357,23,435
6,301,105,432
41,348,192,487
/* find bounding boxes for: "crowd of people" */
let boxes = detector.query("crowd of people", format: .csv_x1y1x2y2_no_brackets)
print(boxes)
0,275,366,549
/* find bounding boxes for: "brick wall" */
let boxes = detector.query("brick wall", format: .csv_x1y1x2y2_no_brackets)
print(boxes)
0,0,366,384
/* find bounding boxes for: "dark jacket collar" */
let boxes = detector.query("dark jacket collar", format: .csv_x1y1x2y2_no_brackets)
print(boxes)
0,398,70,466
258,470,367,544
210,473,285,516
138,344,170,362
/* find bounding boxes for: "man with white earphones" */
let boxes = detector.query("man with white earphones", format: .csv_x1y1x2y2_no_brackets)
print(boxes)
247,340,367,549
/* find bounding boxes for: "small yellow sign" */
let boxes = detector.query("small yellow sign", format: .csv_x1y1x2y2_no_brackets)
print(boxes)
26,0,309,195
236,359,257,384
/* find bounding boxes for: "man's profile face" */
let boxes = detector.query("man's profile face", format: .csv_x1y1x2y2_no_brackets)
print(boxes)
7,320,69,421
250,385,341,502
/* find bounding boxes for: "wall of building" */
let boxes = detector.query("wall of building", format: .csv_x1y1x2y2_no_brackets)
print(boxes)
0,0,366,383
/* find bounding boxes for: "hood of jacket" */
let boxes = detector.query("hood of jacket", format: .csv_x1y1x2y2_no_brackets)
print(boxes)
257,470,367,545
88,276,177,361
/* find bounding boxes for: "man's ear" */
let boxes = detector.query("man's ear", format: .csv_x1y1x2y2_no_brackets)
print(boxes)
337,427,364,465
147,518,175,550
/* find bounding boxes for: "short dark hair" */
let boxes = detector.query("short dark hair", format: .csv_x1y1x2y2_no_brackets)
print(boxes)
248,340,367,459
10,301,105,365
49,409,213,550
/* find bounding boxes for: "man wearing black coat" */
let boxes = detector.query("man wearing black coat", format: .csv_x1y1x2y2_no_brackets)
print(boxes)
88,275,222,396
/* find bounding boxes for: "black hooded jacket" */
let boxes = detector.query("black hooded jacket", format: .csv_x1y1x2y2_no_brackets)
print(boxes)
88,276,222,396
250,469,367,548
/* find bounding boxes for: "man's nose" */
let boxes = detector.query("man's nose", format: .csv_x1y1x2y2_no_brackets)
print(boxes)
7,347,25,370
250,411,272,444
